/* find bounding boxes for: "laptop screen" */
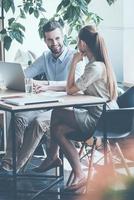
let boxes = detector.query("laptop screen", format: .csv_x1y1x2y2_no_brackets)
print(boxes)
0,61,25,91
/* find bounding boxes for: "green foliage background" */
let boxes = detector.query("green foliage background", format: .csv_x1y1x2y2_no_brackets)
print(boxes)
0,0,117,50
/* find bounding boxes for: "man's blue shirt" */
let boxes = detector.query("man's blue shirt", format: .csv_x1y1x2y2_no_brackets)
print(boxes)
25,47,75,81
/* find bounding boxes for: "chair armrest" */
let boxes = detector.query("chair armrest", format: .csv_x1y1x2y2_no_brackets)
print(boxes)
74,102,107,110
106,107,134,113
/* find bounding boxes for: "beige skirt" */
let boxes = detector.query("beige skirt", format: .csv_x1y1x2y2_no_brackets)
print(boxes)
74,106,102,139
74,100,119,139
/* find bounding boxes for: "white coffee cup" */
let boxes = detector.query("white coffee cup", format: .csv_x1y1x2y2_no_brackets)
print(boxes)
25,78,33,94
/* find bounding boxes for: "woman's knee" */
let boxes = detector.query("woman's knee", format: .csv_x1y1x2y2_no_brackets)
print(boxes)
52,108,67,119
34,117,49,133
51,109,60,120
52,124,66,140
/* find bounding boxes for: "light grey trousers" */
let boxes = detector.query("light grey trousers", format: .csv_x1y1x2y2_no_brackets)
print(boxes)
2,110,51,171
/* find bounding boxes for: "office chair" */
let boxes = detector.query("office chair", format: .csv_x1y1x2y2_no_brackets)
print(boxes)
67,86,134,189
86,86,134,187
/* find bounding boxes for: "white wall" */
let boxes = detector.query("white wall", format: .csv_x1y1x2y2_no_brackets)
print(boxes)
89,0,134,84
88,0,123,82
123,0,134,84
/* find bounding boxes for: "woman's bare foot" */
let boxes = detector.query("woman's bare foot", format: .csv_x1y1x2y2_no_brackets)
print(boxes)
32,157,62,173
65,175,87,191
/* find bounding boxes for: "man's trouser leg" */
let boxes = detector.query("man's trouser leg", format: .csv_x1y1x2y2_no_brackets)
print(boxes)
16,111,51,171
2,110,44,170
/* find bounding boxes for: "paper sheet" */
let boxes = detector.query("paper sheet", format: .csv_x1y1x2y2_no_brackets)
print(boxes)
40,91,67,98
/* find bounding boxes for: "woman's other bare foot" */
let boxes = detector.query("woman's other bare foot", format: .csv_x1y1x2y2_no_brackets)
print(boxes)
32,157,62,173
65,175,87,191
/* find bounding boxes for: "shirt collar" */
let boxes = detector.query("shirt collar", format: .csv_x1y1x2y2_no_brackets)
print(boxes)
57,46,68,62
48,46,68,63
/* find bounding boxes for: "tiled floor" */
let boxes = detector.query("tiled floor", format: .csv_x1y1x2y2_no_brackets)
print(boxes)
0,149,97,200
0,168,87,200
0,154,83,200
0,144,134,200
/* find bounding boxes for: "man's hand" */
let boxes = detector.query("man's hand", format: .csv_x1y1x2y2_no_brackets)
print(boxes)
34,83,49,93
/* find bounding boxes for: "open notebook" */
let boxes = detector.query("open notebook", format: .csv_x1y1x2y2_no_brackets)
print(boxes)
3,95,61,106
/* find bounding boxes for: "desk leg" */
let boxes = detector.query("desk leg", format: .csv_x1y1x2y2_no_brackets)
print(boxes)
11,111,17,199
59,149,64,177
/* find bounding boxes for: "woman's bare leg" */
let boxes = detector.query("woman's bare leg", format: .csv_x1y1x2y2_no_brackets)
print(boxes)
34,108,86,186
50,109,86,186
33,108,77,172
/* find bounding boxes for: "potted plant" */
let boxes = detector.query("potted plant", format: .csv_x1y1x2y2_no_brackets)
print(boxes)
0,0,117,53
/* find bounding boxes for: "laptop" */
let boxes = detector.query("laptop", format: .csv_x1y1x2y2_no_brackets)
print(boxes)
0,61,25,91
3,95,61,106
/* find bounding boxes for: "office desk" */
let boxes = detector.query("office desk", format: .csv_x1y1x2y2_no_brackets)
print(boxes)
0,89,105,112
0,89,24,99
0,89,106,199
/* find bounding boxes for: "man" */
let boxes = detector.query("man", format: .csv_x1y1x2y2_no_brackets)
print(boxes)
0,20,83,173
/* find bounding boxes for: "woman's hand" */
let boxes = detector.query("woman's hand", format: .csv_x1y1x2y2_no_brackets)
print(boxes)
66,52,83,95
72,52,85,65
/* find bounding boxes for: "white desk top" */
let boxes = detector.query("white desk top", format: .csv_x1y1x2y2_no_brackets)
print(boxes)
0,89,24,98
0,89,106,112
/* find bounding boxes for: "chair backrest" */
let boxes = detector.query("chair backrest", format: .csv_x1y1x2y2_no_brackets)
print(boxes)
95,86,134,138
117,86,134,108
95,109,134,138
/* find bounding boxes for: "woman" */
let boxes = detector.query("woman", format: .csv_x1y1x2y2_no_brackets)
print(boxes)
33,25,118,190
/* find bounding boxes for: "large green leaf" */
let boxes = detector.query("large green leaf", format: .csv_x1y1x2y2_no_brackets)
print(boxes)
56,2,63,13
3,0,12,12
85,0,92,3
10,22,25,32
23,2,31,13
56,0,70,12
0,29,7,35
8,18,15,26
19,8,26,19
29,7,34,14
34,10,39,18
3,0,15,13
16,23,25,31
38,18,49,39
3,36,12,50
9,30,24,44
10,0,15,13
106,0,117,5
38,7,46,12
61,0,70,7
63,6,75,22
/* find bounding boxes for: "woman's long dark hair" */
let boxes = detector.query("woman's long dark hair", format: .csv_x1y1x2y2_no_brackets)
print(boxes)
79,25,118,100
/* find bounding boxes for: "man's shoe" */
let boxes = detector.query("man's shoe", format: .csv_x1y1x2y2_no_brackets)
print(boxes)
0,166,12,176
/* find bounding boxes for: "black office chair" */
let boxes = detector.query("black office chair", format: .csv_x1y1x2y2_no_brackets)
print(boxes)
66,86,134,190
86,86,134,187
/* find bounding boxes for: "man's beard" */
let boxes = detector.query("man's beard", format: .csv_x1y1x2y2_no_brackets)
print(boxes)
50,45,63,55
